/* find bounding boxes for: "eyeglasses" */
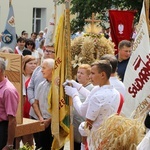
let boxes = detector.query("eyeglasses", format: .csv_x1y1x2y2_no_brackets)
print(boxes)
45,50,55,54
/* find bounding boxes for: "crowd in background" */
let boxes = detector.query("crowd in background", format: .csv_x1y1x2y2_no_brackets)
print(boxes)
0,24,143,150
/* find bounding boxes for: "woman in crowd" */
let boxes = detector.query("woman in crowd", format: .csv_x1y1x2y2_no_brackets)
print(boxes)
22,55,37,118
15,55,37,149
25,39,41,65
73,64,93,150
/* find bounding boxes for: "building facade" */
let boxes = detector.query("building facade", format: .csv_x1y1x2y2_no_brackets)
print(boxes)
0,0,64,37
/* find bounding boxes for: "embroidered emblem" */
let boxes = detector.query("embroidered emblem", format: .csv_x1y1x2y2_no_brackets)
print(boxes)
8,16,15,27
118,24,124,34
2,30,13,44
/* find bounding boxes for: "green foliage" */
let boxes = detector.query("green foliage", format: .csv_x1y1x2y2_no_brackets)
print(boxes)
18,143,37,150
58,0,143,33
19,144,34,150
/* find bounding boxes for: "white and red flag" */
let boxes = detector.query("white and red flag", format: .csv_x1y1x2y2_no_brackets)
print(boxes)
123,1,150,118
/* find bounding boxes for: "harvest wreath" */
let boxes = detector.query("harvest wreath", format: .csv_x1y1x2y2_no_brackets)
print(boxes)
71,24,115,78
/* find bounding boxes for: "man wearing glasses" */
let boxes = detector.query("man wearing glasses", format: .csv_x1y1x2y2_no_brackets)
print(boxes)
45,49,55,54
27,44,55,150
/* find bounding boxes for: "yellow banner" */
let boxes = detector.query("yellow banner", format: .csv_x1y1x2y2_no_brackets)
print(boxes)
48,13,70,149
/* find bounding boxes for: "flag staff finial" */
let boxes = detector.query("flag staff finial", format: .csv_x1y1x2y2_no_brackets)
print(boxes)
64,1,74,150
65,0,70,9
145,0,150,34
53,0,57,8
9,0,12,6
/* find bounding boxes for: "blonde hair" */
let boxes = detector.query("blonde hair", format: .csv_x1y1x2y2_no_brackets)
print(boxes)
78,64,91,75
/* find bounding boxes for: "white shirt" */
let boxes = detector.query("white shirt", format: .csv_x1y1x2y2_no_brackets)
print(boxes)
35,80,51,119
86,85,120,131
32,50,40,59
37,47,44,56
110,76,126,98
73,85,120,129
15,46,24,55
73,86,100,118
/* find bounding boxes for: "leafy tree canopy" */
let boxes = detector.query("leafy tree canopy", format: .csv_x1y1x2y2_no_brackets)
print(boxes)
58,0,143,33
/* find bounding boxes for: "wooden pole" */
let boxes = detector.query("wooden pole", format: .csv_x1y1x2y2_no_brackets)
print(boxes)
65,0,74,150
53,0,57,20
53,0,57,43
145,0,150,34
9,0,12,5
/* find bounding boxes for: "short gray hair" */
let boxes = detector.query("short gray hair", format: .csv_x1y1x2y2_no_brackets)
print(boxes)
42,58,55,68
0,58,6,72
0,46,13,53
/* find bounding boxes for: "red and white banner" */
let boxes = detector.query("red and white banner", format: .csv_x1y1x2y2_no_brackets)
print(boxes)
123,2,150,117
109,10,135,52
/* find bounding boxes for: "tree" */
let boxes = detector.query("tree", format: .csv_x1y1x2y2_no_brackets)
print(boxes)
58,0,143,33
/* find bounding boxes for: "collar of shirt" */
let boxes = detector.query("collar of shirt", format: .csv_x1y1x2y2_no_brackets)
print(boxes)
0,78,7,89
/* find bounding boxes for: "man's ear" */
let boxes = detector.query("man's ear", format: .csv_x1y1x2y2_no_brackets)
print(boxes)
100,71,105,78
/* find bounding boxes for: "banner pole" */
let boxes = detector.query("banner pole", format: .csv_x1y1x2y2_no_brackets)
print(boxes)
65,0,74,150
53,0,57,44
9,0,12,5
145,0,150,34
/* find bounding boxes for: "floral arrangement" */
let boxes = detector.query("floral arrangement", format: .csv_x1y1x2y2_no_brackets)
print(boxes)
71,24,115,77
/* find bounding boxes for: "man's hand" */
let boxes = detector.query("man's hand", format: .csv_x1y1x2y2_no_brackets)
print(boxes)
64,79,82,90
2,145,13,150
43,118,51,128
64,85,79,98
78,122,88,137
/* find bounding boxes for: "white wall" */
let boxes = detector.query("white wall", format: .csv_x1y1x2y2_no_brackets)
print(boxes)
0,0,65,36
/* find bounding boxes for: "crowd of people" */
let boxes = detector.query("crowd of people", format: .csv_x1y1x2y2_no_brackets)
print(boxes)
0,25,147,150
0,29,57,150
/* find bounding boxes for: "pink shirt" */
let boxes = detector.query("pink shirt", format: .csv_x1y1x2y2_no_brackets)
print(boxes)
0,78,19,121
